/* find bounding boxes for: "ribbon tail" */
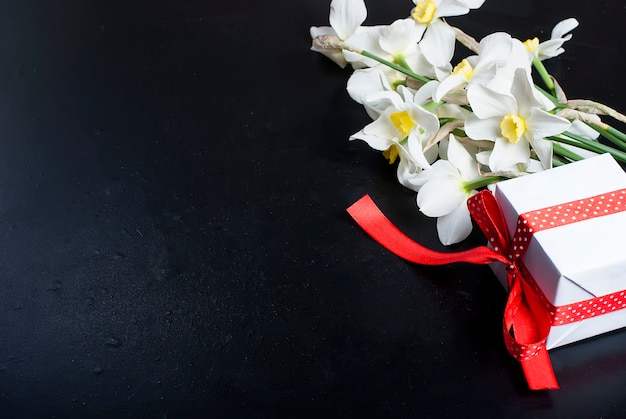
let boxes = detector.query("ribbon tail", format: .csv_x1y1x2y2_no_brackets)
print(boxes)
347,195,508,266
521,350,559,390
504,275,559,390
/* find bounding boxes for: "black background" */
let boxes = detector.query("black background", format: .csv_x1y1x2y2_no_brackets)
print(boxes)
0,0,625,417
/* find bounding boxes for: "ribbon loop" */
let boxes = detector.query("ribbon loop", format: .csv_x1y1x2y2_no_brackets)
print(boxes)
468,191,511,258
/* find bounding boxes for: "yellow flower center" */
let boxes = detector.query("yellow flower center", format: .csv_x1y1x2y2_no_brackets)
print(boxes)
500,114,527,143
451,59,474,81
412,0,437,24
523,37,539,53
390,111,416,138
383,145,399,164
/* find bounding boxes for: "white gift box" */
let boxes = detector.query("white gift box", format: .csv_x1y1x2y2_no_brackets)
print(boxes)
490,153,626,350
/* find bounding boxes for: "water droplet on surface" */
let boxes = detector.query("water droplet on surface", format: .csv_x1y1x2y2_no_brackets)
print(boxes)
105,337,122,348
47,280,63,291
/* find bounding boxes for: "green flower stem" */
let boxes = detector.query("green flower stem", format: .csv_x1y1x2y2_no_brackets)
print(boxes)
549,135,602,154
424,101,442,111
532,56,555,95
463,176,501,193
602,125,626,147
551,158,566,167
550,133,626,164
552,142,584,162
607,126,626,143
564,130,626,158
394,55,413,72
360,50,431,84
588,124,626,151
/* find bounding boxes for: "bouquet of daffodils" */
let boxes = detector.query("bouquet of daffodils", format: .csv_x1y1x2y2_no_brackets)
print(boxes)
310,0,626,245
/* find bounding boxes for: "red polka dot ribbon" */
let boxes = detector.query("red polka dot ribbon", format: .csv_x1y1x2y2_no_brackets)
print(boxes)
511,188,626,326
347,188,626,391
518,189,626,236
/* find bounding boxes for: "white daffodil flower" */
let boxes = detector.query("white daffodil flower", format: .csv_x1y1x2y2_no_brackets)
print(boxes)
350,86,440,189
410,135,484,245
465,68,571,172
345,18,435,76
310,0,368,68
434,32,514,103
410,0,485,68
523,18,579,61
346,66,409,119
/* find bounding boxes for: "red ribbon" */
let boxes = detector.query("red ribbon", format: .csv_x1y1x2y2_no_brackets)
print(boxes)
349,188,626,389
347,191,559,389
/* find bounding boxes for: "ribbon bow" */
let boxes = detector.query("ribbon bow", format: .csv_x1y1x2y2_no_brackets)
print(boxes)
347,191,559,390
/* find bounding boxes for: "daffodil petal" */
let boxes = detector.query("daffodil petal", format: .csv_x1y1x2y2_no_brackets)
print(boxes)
360,109,403,141
527,108,571,141
447,135,480,181
464,115,501,142
568,119,600,140
405,49,438,79
409,156,454,189
349,130,393,151
475,150,491,166
424,140,439,164
329,0,367,40
456,0,486,10
396,155,422,191
347,68,396,118
525,159,545,173
378,18,425,54
397,85,416,103
436,202,473,245
527,136,553,170
436,103,472,120
364,90,406,111
412,103,441,134
343,30,384,67
509,68,543,114
413,80,439,105
420,19,456,68
475,32,512,69
538,44,565,60
436,0,484,17
417,178,465,217
434,74,467,103
347,68,386,104
538,18,576,60
551,18,578,39
407,131,432,169
467,84,517,119
489,137,530,172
